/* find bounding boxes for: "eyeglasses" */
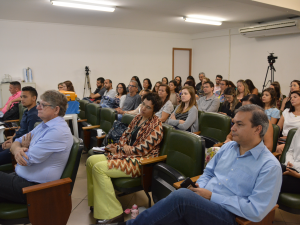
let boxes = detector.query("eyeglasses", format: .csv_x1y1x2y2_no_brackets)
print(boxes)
141,102,152,110
37,101,53,109
128,85,137,88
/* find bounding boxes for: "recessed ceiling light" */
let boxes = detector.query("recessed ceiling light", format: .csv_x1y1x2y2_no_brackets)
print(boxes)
50,0,116,12
183,17,222,26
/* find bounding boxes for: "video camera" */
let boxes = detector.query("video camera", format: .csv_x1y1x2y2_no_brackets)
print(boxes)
267,53,278,64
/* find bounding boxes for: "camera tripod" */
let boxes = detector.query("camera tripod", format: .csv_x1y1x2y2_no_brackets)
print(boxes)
262,63,276,92
83,66,92,98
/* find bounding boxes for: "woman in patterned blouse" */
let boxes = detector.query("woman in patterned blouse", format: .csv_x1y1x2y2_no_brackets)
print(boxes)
86,92,163,224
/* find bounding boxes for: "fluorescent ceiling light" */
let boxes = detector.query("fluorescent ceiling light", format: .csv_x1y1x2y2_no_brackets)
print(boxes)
183,17,222,26
51,1,115,12
70,0,116,6
187,15,225,22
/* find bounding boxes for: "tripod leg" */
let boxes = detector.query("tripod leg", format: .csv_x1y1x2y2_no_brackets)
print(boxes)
83,75,87,98
87,75,92,95
262,66,270,93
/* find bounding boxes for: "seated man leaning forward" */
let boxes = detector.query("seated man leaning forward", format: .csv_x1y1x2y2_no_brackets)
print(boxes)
123,104,282,225
87,92,163,224
0,90,73,204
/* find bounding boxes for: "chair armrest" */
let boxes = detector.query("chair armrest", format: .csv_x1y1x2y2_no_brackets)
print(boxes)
96,134,106,140
23,177,72,194
193,131,201,135
5,126,19,131
82,125,101,130
140,155,167,166
213,142,224,147
173,175,201,189
4,119,20,123
273,152,282,158
78,119,87,122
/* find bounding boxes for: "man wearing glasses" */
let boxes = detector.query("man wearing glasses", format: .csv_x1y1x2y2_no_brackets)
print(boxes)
116,80,141,121
0,90,73,204
197,81,220,112
214,75,223,94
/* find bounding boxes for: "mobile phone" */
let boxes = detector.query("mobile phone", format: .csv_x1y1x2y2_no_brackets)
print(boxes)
180,177,197,188
287,167,299,173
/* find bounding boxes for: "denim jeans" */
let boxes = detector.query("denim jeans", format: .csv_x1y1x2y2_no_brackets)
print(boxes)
127,188,237,225
118,114,123,121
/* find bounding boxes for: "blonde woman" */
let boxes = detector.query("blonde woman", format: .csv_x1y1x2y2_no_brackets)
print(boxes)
236,79,250,101
167,86,198,132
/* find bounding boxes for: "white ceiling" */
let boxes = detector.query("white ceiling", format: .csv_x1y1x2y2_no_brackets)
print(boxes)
0,0,299,34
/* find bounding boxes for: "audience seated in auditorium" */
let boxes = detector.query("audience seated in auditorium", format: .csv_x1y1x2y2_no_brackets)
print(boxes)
0,86,42,166
186,76,196,88
0,81,22,117
262,88,280,124
276,90,300,154
215,79,229,103
87,77,106,104
156,84,173,123
269,81,283,109
139,78,152,96
174,76,182,92
116,80,142,120
86,93,163,224
58,82,64,91
197,81,220,112
219,87,241,118
167,86,198,132
152,81,162,93
213,74,223,94
236,79,250,101
225,94,273,151
130,76,142,92
161,77,168,85
245,79,258,95
115,83,127,109
99,79,117,108
123,90,150,116
63,80,75,92
280,128,300,195
0,90,73,204
183,80,198,99
198,77,210,97
103,79,117,98
124,104,282,225
169,80,179,106
195,72,205,93
281,80,300,111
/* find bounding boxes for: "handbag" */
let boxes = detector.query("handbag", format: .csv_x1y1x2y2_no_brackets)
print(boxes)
102,120,128,146
2,103,19,121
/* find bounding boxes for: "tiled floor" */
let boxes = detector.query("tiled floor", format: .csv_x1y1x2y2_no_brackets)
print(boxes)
67,153,300,225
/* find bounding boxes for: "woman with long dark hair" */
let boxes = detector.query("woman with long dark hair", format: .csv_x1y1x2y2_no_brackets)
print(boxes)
115,83,127,108
156,84,173,122
140,78,152,96
245,79,258,95
174,76,182,92
152,81,162,93
219,87,241,118
281,80,300,111
262,88,280,124
131,76,142,92
162,77,169,85
169,80,179,105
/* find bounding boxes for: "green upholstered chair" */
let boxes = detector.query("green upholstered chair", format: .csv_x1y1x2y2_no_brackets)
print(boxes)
197,111,231,148
272,124,280,153
150,130,205,204
3,103,27,136
0,136,83,225
277,128,300,214
121,113,136,126
111,123,174,207
77,99,89,120
80,103,101,150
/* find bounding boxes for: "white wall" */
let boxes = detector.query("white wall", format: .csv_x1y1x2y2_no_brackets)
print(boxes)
0,20,192,98
191,28,300,95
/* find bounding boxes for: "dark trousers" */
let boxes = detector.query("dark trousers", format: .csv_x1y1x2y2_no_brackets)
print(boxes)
0,146,12,165
0,172,39,204
281,164,300,194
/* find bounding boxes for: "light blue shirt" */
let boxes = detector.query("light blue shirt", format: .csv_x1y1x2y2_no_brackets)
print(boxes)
197,141,282,222
15,116,73,183
265,108,280,120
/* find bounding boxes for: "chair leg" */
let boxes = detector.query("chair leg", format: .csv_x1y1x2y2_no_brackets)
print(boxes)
144,191,151,208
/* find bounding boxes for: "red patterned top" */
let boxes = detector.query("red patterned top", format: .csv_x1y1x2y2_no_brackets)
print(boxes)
106,114,163,178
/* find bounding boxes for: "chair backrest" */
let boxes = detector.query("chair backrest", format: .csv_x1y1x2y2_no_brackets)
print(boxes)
61,136,83,192
85,103,101,125
159,124,174,156
19,103,26,123
166,130,205,178
280,128,298,164
272,124,280,152
121,114,135,126
100,108,117,134
78,100,89,119
198,111,231,142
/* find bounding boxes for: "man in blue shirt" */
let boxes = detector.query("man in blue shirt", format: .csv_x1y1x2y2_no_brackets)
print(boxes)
0,90,72,204
124,104,282,225
0,86,41,165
